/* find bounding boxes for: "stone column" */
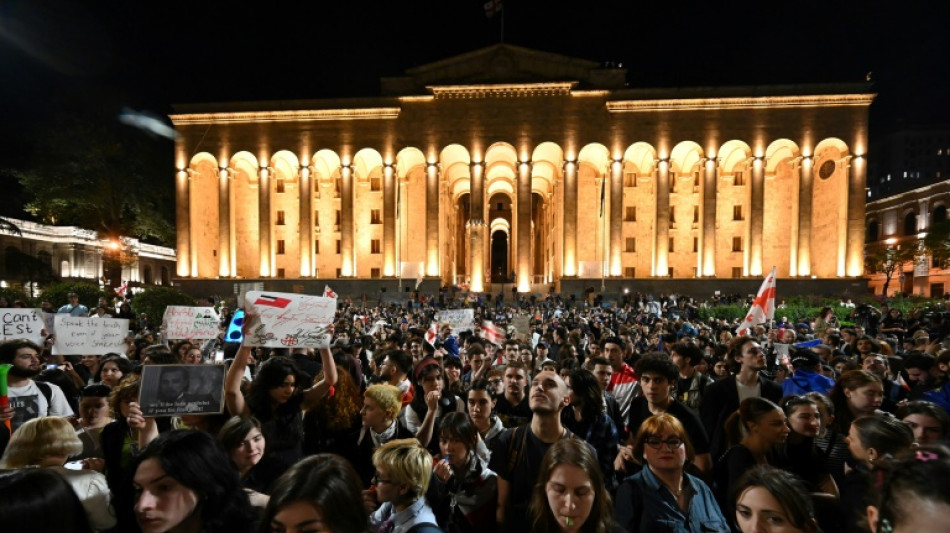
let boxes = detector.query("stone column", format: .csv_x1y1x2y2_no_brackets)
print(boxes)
340,163,355,277
701,158,717,276
383,163,396,276
298,165,312,277
655,159,670,276
609,159,623,276
517,160,533,292
562,160,578,277
426,162,440,276
847,155,867,276
176,169,190,277
469,161,485,292
258,167,272,277
797,156,814,276
218,167,232,277
750,157,765,276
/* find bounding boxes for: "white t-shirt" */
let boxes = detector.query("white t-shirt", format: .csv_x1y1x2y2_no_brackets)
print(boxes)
8,380,74,431
735,377,762,404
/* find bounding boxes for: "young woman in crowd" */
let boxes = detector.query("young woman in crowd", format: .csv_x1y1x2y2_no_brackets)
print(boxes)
258,454,370,533
530,438,618,533
562,368,619,491
732,465,820,533
773,395,839,498
829,370,884,435
428,411,498,532
226,322,337,472
866,445,950,533
0,468,94,533
131,429,255,533
0,416,116,531
714,397,789,516
302,357,363,458
466,379,504,442
95,354,133,388
218,416,284,507
614,414,728,532
841,414,915,533
404,358,464,455
896,400,950,445
74,383,113,460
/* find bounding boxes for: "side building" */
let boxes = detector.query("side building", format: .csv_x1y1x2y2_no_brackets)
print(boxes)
170,44,873,297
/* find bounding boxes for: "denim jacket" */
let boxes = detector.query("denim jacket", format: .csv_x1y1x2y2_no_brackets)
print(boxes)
615,466,729,533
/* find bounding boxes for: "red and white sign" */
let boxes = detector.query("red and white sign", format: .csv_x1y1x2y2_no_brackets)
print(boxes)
245,291,336,349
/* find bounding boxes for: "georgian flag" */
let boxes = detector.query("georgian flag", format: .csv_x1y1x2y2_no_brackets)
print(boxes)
323,285,338,299
736,267,777,336
254,294,292,308
425,323,439,347
114,280,129,297
482,320,505,346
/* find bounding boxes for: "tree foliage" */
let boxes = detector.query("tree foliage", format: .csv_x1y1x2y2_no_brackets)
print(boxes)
39,281,105,310
923,219,950,269
865,242,918,296
7,110,174,246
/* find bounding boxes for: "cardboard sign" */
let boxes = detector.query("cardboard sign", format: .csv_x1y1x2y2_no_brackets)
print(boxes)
244,291,336,349
0,308,45,344
435,309,475,333
162,306,220,340
53,316,129,355
510,315,531,338
139,364,225,417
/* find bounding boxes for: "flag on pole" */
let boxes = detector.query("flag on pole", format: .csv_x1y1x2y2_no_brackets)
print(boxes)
323,285,338,299
483,0,502,18
114,280,128,297
735,266,777,336
424,323,439,346
599,177,606,218
482,320,505,346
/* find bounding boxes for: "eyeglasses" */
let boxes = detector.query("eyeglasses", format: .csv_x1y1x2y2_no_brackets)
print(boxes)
644,436,685,450
372,474,393,485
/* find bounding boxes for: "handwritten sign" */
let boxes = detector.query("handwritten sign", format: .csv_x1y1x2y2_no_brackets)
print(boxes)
510,315,531,339
435,309,475,333
139,364,225,417
53,316,129,355
163,306,220,340
244,291,336,349
0,308,45,344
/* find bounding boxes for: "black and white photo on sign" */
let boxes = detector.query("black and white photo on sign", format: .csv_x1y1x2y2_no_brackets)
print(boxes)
138,364,225,417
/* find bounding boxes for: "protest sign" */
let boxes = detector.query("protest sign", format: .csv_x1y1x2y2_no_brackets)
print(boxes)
243,291,336,349
139,364,225,417
162,306,220,340
0,308,45,344
53,316,129,355
435,309,475,332
510,315,531,338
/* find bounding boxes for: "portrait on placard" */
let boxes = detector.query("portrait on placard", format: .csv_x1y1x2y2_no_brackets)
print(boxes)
139,364,225,417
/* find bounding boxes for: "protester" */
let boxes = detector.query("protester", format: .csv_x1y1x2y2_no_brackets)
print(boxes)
732,465,820,533
0,468,94,533
530,438,617,533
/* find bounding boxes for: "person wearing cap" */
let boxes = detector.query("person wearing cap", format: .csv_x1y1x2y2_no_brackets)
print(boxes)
57,292,89,317
782,348,836,396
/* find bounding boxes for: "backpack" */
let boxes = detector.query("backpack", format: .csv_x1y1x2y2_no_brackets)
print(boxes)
35,381,54,408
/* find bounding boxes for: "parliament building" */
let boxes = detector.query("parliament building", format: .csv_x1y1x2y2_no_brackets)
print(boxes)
171,45,873,296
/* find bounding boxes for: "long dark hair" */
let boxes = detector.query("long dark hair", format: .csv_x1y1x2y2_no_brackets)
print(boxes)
732,465,820,532
529,438,613,533
724,397,783,448
0,468,94,533
568,369,604,422
131,430,254,533
260,454,369,533
868,445,950,533
829,370,882,433
248,357,304,415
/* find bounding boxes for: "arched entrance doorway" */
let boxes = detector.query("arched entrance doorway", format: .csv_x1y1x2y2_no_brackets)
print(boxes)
491,230,509,283
488,193,513,284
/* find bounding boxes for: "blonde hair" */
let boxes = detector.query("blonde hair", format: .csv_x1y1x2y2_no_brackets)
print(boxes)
0,417,82,468
364,383,403,420
372,438,432,501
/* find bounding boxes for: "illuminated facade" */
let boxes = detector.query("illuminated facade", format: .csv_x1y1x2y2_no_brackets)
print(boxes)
170,45,873,293
866,180,950,297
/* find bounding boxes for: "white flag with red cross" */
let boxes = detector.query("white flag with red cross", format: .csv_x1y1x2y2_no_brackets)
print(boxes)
323,285,337,299
736,267,777,336
424,323,439,346
481,320,505,346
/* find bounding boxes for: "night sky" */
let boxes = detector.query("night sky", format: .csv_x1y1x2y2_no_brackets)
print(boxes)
2,0,949,217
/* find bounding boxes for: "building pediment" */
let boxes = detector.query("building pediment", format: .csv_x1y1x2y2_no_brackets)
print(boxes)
381,44,626,95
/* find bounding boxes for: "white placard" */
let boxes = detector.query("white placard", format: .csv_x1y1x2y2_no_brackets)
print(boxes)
162,306,220,340
0,308,45,344
53,316,129,355
435,309,475,333
244,291,336,349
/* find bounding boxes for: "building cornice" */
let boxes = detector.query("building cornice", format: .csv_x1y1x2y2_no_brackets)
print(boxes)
606,94,876,112
426,82,577,99
169,108,401,125
867,179,950,212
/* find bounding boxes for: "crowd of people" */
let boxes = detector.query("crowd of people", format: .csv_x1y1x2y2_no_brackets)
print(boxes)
1,289,950,532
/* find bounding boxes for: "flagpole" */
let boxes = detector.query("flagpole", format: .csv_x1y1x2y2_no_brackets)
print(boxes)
601,177,606,293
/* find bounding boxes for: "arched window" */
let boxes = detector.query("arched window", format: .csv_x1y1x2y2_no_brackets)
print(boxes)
904,212,918,236
867,221,879,242
143,265,153,284
160,267,169,285
934,205,948,226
